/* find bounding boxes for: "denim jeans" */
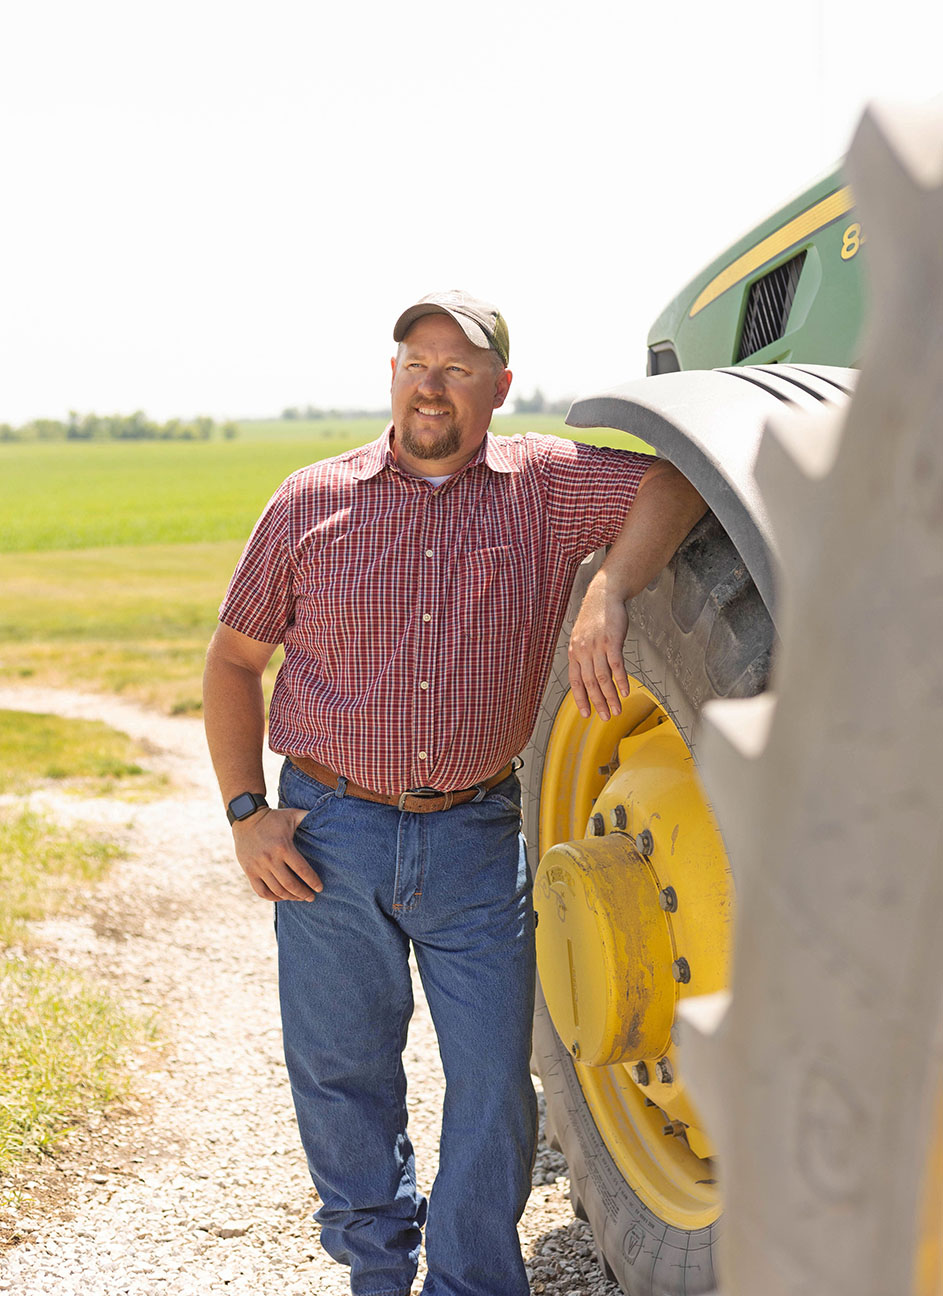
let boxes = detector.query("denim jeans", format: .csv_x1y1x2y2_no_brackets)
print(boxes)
275,758,537,1296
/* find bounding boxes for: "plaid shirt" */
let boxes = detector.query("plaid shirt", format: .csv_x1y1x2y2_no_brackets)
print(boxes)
220,427,654,794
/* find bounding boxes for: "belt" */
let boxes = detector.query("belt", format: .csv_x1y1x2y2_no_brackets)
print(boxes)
287,756,516,814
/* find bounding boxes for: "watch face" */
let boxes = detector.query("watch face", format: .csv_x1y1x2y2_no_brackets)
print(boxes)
230,792,262,819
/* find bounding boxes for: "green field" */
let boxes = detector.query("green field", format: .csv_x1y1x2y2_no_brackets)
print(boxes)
0,414,649,710
0,427,378,553
0,415,647,553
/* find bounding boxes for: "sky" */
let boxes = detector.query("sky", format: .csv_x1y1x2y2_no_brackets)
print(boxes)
2,0,941,425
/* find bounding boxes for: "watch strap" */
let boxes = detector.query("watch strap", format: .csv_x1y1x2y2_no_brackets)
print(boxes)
226,791,269,825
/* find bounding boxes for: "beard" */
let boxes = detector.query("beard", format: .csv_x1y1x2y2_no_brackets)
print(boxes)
397,413,462,462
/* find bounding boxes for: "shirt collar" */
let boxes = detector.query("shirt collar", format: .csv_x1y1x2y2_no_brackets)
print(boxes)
352,424,517,482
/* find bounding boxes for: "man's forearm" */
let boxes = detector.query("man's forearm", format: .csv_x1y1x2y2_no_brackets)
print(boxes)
203,627,322,901
594,459,707,601
203,635,269,806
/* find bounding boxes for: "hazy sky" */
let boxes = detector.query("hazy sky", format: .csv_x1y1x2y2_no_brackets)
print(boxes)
3,1,940,424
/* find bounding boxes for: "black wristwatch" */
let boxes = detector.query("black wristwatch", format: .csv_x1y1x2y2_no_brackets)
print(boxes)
227,791,269,825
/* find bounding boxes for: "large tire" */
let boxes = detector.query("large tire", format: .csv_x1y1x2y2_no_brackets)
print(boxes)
521,511,775,1296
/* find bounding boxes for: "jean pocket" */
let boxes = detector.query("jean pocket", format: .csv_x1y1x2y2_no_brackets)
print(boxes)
278,761,335,830
482,792,522,814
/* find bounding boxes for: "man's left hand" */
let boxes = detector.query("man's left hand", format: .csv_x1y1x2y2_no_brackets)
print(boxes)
568,576,630,721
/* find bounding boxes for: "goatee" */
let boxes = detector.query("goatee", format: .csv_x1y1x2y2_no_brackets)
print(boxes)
398,416,462,462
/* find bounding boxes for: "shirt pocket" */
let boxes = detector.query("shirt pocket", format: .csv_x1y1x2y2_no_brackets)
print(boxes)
455,544,533,643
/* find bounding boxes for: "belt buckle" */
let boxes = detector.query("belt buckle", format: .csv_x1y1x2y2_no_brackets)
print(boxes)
397,785,441,811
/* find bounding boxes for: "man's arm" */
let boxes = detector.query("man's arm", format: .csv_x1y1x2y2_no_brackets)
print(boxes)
568,459,707,720
203,623,323,902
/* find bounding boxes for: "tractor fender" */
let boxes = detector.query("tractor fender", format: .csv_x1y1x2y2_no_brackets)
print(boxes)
565,363,857,618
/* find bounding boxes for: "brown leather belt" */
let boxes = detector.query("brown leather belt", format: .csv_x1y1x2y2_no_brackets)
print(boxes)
287,756,515,814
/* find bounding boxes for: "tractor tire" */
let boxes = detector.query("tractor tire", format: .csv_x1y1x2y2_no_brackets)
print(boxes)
521,510,775,1296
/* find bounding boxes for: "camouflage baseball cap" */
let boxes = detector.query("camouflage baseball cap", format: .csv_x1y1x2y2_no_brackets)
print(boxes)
393,289,510,366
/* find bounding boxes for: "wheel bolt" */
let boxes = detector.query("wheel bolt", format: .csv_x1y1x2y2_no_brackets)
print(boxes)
635,829,654,856
610,805,627,830
589,813,605,836
630,1062,649,1086
571,1041,580,1059
671,957,691,984
656,1057,674,1084
663,1120,686,1137
659,886,678,912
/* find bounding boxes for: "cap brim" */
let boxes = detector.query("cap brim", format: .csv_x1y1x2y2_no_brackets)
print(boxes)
393,304,493,353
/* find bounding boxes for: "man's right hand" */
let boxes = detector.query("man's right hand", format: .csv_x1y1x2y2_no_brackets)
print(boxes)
231,807,324,902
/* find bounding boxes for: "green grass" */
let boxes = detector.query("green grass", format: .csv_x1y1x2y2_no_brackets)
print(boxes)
0,711,168,798
0,437,361,553
0,413,646,709
0,808,122,948
0,539,280,711
0,415,649,554
0,958,146,1169
0,810,151,1172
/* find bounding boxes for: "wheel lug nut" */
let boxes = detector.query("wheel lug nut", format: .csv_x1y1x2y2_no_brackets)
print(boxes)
663,1120,685,1137
635,829,654,856
671,957,691,984
630,1062,649,1086
656,1057,674,1084
659,886,678,912
610,805,627,830
571,1041,580,1059
589,813,605,836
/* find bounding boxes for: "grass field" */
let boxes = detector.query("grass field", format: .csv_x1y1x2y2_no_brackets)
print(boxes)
0,413,648,710
0,414,648,553
0,539,278,711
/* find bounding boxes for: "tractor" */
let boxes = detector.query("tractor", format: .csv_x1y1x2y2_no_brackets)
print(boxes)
523,98,943,1296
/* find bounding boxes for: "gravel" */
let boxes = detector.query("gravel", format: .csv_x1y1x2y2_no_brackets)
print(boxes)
0,687,621,1296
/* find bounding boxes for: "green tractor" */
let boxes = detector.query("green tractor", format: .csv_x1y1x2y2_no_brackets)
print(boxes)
523,162,869,1291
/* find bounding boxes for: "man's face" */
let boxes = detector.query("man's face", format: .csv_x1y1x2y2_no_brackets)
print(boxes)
390,314,512,474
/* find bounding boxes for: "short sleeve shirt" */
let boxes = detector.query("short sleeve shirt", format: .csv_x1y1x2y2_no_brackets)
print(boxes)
220,427,654,793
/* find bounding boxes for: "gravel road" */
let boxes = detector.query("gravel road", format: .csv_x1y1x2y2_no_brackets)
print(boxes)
0,687,620,1296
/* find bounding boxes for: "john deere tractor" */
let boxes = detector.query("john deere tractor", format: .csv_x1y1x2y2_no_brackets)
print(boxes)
523,101,943,1296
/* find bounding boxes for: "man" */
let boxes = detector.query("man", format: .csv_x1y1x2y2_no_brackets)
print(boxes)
203,290,706,1296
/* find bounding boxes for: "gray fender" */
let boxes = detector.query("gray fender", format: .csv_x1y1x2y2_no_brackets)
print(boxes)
565,363,857,618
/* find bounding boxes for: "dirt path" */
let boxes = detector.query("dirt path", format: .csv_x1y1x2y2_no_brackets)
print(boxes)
0,687,617,1296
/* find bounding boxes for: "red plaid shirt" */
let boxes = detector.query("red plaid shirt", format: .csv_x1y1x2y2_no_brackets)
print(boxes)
220,428,654,794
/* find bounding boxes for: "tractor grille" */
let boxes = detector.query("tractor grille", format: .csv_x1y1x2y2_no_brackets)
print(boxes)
736,251,806,361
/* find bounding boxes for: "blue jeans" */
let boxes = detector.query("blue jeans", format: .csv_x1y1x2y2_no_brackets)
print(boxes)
275,758,537,1296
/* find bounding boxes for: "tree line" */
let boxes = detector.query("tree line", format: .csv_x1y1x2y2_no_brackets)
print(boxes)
281,389,573,420
280,405,389,421
0,412,239,442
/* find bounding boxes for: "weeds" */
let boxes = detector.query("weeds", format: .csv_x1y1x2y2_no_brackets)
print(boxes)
0,957,148,1172
0,710,167,798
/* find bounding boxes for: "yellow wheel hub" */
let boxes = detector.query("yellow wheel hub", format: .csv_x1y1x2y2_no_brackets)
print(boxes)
535,834,673,1066
536,684,732,1229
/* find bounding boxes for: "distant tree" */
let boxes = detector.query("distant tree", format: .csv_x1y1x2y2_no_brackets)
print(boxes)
221,422,239,440
514,388,547,415
28,418,67,439
547,396,574,415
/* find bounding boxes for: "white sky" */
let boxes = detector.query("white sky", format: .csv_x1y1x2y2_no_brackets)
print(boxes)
2,0,941,424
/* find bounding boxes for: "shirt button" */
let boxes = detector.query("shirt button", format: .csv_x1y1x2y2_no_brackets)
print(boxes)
419,681,429,690
425,548,434,558
418,751,428,760
422,613,432,623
